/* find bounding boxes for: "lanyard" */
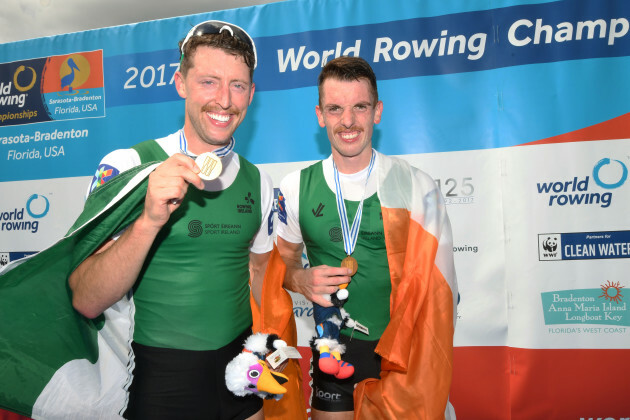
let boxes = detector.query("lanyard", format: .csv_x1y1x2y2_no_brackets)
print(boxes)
178,129,235,158
332,150,376,257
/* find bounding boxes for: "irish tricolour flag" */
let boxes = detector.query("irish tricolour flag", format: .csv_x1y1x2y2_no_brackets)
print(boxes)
353,152,458,418
0,163,158,419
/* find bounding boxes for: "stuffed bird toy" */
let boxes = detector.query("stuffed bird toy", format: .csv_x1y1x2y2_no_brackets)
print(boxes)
225,333,289,400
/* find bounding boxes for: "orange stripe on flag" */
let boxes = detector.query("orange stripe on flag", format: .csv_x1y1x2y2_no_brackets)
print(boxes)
354,208,455,419
251,246,308,420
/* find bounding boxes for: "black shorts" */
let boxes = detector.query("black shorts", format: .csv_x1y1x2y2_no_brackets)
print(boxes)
124,327,262,420
310,334,381,412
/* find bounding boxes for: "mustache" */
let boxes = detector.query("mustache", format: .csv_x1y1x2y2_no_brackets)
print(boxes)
202,105,238,114
335,126,361,134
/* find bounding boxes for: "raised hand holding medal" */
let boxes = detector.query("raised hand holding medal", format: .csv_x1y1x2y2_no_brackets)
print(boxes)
169,130,235,205
333,150,376,302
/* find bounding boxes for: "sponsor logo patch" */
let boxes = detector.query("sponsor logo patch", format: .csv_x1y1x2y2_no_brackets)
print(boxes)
89,164,119,192
539,231,630,261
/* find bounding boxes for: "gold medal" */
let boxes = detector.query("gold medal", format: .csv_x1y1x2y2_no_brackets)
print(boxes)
341,255,358,276
195,152,222,181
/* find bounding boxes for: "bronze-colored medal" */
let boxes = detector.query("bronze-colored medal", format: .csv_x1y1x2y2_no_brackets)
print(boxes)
341,255,358,276
195,152,222,181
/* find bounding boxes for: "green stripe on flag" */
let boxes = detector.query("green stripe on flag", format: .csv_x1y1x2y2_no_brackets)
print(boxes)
0,163,157,417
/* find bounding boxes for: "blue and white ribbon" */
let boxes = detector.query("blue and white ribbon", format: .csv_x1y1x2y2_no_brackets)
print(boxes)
178,129,235,158
333,150,376,257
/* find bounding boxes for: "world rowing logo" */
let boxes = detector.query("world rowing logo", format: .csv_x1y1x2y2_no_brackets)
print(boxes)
13,65,37,93
592,158,628,190
536,156,628,209
26,194,50,218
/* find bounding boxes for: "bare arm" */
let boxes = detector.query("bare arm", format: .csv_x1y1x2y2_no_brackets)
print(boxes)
69,154,204,319
276,236,351,308
249,250,271,307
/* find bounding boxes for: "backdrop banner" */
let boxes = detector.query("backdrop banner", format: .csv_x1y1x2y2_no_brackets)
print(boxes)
1,0,629,419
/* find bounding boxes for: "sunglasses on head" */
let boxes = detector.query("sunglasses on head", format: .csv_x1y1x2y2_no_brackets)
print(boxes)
180,20,257,68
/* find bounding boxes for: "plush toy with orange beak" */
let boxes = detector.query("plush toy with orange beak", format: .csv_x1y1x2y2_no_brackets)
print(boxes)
225,333,290,400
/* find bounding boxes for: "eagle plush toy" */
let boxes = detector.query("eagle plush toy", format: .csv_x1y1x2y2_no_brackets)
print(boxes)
225,333,290,400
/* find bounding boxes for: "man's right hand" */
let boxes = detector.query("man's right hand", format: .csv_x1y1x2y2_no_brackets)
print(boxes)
277,236,352,307
140,153,205,231
69,154,205,319
293,265,352,307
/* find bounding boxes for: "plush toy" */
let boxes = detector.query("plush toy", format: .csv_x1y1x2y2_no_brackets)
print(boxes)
225,333,290,400
311,286,356,380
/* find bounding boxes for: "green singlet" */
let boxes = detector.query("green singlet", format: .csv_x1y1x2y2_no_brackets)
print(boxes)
298,161,391,340
129,140,262,350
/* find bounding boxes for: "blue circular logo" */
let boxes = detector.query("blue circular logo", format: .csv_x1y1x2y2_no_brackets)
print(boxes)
26,194,50,218
593,158,628,189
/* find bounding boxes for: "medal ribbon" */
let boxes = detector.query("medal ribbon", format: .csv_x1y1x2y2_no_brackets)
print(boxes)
178,129,235,158
333,150,376,257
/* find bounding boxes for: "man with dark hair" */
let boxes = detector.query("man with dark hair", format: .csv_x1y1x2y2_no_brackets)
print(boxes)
277,56,458,419
70,21,274,419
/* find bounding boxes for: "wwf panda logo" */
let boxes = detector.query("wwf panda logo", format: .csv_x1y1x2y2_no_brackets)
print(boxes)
542,236,558,252
0,253,9,267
